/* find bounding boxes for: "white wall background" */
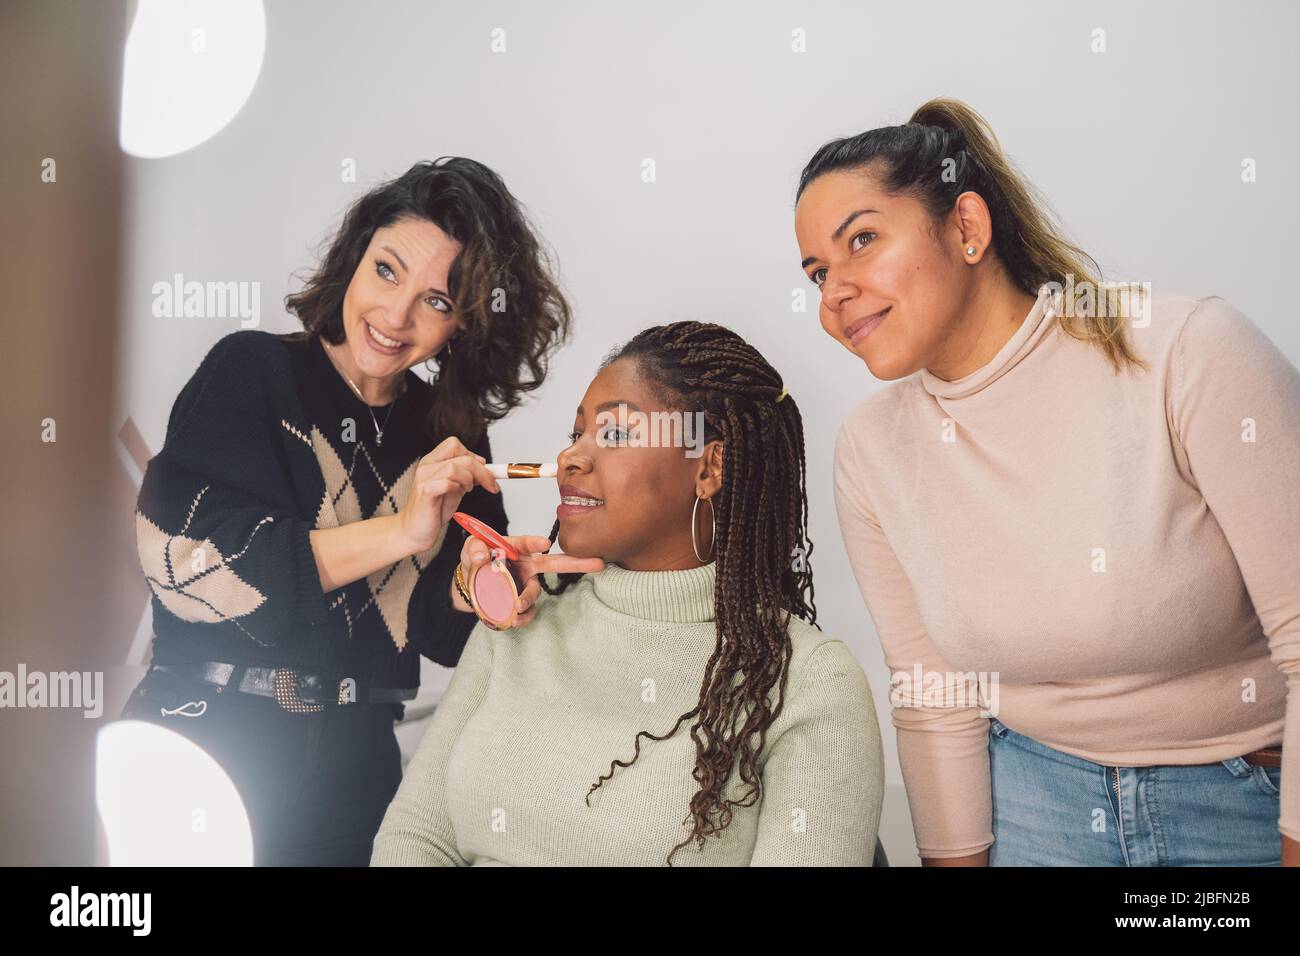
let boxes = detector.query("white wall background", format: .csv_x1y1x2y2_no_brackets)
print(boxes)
114,0,1300,865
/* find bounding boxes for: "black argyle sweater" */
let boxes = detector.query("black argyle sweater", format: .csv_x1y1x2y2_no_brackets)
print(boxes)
134,329,508,689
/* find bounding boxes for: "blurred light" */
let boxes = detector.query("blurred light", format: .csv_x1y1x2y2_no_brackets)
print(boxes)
95,719,253,865
119,0,266,158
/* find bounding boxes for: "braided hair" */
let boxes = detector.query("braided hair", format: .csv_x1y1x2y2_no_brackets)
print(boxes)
539,321,818,864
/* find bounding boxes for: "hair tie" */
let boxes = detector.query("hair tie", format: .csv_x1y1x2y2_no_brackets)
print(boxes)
775,384,788,403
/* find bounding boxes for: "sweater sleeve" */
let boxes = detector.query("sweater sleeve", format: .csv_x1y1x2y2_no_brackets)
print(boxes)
832,416,995,859
371,620,495,866
134,332,330,647
1171,296,1300,843
749,640,884,866
406,428,511,666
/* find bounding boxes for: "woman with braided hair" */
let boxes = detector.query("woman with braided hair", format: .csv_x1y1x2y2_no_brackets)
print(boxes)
371,321,885,866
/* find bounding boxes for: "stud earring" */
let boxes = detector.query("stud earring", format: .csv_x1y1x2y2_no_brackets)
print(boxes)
966,245,977,257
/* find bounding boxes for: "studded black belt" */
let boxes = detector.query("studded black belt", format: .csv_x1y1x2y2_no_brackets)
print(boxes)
152,662,417,714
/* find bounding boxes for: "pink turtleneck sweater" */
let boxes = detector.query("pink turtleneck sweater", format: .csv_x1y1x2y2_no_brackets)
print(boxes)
832,285,1300,858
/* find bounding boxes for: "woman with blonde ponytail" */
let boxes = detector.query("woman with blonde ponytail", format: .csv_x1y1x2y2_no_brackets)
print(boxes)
795,98,1300,866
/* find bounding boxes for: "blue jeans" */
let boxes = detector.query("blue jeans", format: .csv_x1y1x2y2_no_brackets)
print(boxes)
987,716,1283,866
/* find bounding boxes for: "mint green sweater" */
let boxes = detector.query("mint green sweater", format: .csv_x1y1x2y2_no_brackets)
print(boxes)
370,560,884,866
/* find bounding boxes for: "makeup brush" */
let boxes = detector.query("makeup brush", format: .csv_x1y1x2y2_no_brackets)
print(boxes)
485,462,559,479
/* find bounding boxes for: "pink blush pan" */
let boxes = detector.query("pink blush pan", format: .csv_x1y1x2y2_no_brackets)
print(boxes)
472,562,519,626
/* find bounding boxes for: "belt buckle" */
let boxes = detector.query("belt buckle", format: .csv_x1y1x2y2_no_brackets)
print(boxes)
273,669,328,714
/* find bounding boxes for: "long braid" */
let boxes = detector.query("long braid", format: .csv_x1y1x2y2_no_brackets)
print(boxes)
539,321,817,864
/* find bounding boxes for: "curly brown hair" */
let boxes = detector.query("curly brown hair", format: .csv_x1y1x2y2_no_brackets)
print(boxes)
540,321,819,865
284,158,573,446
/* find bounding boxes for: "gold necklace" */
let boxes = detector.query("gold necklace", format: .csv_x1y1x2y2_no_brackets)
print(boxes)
323,340,404,446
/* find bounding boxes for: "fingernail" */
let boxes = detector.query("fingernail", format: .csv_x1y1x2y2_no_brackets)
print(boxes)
474,553,485,563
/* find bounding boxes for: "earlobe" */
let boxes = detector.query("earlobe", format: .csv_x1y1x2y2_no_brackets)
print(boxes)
693,442,724,498
953,191,991,262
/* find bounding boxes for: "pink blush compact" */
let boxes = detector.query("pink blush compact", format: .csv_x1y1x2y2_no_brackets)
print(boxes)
451,511,526,630
468,552,526,630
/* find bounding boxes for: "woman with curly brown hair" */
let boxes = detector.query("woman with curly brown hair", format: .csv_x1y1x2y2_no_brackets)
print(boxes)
371,321,885,866
120,158,601,865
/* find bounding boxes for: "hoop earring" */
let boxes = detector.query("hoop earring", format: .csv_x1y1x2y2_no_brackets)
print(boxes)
691,493,715,562
424,342,452,383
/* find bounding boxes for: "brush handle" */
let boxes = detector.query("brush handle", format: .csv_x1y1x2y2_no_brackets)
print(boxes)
485,462,558,479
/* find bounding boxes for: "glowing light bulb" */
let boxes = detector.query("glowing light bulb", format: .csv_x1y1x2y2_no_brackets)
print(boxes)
95,719,253,865
119,0,266,159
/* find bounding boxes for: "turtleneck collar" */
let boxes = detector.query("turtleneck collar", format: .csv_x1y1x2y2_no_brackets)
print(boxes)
920,283,1059,400
589,560,717,624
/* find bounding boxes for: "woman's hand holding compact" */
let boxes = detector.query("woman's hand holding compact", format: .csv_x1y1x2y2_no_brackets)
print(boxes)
453,533,604,628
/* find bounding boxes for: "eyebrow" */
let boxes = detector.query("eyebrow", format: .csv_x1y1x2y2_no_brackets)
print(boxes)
380,244,454,300
577,400,644,415
800,208,880,269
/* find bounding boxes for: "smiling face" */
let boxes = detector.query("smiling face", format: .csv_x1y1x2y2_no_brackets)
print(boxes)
794,168,978,381
554,358,723,571
336,216,466,401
